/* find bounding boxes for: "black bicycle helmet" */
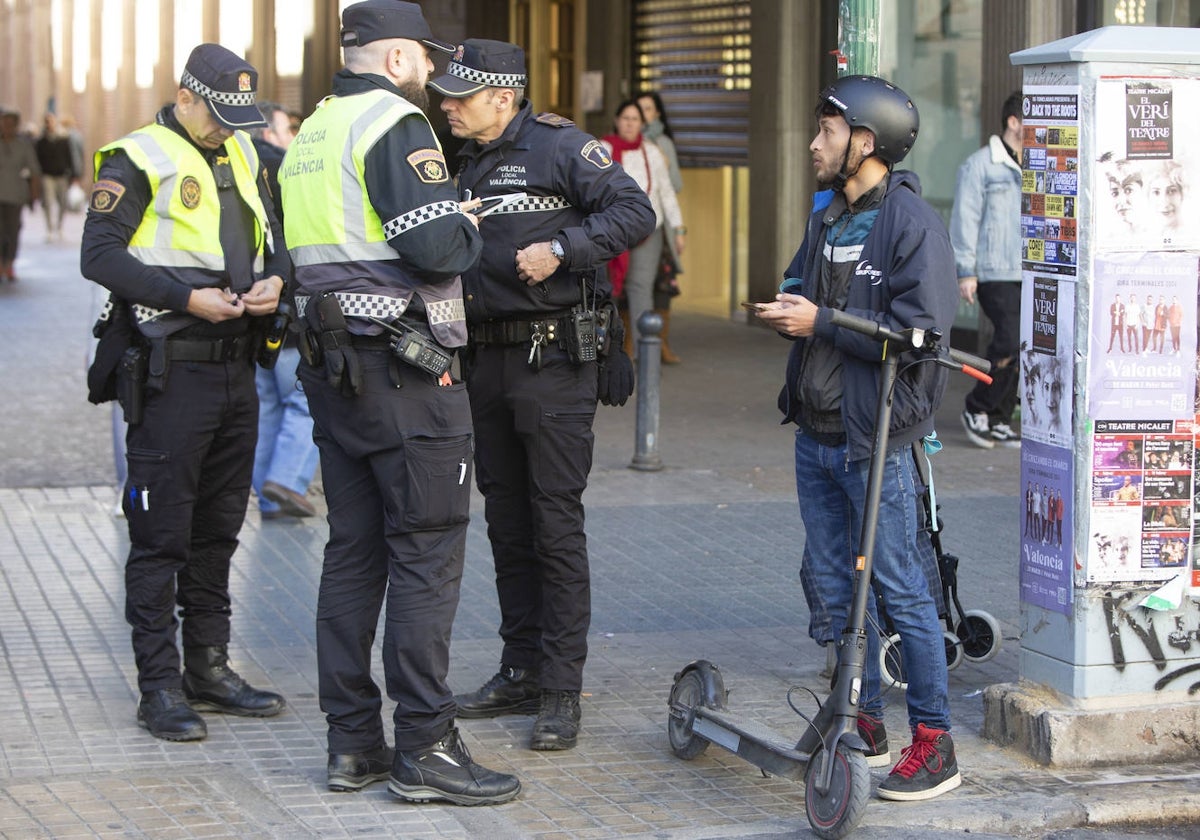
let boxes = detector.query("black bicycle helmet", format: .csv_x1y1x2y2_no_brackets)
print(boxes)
818,75,919,165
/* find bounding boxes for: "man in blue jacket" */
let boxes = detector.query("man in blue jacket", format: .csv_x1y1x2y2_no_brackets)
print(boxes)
755,76,961,802
952,92,1024,449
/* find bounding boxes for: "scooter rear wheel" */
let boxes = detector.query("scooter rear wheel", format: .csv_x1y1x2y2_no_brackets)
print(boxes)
667,668,722,759
804,742,869,839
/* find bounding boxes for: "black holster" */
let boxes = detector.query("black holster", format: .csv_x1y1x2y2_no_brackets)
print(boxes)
305,291,363,395
87,298,136,405
116,345,148,425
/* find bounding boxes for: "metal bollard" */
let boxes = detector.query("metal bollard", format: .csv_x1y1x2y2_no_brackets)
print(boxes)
631,310,664,472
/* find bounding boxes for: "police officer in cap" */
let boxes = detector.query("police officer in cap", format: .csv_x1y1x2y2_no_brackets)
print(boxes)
279,1,519,805
81,43,288,741
431,40,655,751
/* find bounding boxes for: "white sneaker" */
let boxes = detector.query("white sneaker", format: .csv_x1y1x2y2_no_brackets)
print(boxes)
989,423,1021,448
960,410,994,449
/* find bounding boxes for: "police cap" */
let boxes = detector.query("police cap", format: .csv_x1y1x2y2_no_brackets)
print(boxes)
340,0,455,54
428,39,528,98
181,44,268,130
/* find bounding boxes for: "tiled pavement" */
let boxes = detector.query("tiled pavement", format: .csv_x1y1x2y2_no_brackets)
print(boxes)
1,212,1198,838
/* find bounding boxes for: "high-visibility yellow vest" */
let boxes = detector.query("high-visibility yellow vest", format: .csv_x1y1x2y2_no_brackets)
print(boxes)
280,88,426,267
95,124,271,278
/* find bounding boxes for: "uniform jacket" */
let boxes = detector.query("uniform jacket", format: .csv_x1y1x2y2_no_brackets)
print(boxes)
80,106,288,339
949,134,1021,283
778,170,958,462
281,70,481,346
453,100,656,321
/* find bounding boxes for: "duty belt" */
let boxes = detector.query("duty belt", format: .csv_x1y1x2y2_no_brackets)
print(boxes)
166,334,254,362
470,312,573,346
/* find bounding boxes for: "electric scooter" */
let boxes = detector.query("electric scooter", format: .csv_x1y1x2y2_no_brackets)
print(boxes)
666,311,992,839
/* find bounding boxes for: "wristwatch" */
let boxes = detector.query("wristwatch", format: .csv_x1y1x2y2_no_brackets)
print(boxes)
549,238,565,261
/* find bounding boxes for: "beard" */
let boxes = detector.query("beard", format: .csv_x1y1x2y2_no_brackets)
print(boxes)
397,78,430,112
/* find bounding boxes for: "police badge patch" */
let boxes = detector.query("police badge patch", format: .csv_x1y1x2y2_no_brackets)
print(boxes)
581,140,612,170
90,179,126,213
407,149,448,184
180,176,202,209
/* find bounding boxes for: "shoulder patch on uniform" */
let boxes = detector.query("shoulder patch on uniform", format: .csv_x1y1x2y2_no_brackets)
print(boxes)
407,148,449,184
580,139,612,170
535,112,575,128
89,179,126,213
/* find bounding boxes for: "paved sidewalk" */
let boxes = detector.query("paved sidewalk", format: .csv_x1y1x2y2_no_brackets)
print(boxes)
1,210,1198,838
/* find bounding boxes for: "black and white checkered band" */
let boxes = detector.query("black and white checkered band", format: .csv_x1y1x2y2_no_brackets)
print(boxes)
294,293,465,326
382,200,462,239
295,293,409,321
427,298,466,326
181,71,257,107
448,62,527,89
133,303,170,324
489,195,572,215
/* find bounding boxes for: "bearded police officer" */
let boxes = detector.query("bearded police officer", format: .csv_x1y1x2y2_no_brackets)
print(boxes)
278,1,519,806
431,40,655,751
80,44,288,742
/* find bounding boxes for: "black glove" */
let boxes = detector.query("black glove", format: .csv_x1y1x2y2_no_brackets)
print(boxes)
597,348,635,406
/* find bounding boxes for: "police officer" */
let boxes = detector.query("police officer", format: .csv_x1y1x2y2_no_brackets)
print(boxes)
430,40,655,751
278,1,519,806
80,44,288,742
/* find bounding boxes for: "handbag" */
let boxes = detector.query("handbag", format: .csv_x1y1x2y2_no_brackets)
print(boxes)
65,182,87,212
654,226,682,298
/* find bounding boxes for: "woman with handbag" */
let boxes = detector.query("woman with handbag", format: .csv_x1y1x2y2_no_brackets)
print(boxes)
601,99,686,359
638,91,685,364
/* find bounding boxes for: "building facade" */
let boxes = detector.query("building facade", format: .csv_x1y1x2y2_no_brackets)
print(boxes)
2,0,1195,317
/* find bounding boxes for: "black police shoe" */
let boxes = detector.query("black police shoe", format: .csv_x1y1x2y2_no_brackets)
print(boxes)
182,645,286,717
453,664,540,718
137,688,207,741
388,727,521,806
328,745,395,792
530,689,581,751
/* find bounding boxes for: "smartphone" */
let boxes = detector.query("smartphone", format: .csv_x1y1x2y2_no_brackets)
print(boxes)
740,301,768,313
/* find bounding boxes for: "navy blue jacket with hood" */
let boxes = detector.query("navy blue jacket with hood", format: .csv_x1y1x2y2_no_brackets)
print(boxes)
777,170,959,462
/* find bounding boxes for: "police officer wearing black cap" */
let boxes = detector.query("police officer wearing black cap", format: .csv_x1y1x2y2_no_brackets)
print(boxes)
430,39,655,751
80,43,289,742
278,1,519,806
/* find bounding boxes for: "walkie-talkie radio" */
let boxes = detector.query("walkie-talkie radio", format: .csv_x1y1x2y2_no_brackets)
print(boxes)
368,316,453,378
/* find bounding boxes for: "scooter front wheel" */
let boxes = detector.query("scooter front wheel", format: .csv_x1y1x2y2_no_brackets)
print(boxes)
805,742,869,839
667,666,724,759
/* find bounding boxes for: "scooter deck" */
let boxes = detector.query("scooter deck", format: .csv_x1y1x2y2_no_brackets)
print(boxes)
691,705,813,781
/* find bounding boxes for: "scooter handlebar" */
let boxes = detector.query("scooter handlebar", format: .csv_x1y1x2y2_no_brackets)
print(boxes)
828,309,993,382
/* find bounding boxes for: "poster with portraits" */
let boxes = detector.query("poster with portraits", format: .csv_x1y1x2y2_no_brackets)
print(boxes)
1094,78,1200,252
1019,272,1074,448
1020,439,1073,613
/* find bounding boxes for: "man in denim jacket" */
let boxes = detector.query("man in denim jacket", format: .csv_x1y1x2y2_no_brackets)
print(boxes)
952,92,1023,449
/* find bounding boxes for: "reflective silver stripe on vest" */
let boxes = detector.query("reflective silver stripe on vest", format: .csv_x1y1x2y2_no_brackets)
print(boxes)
343,96,407,244
290,241,399,266
295,292,409,321
382,200,463,239
127,132,179,254
488,194,572,215
128,246,226,270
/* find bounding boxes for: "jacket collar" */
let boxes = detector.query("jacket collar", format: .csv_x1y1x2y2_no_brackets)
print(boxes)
988,134,1021,173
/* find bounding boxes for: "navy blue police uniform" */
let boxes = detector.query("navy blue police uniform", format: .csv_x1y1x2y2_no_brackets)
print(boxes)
80,45,289,740
452,98,655,699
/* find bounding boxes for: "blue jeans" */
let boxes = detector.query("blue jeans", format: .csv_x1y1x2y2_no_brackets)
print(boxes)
794,430,950,732
253,348,319,513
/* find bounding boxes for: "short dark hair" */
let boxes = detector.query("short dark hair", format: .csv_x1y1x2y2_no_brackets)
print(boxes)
1002,91,1023,130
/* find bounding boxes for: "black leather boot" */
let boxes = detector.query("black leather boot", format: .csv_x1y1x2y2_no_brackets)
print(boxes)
182,645,286,717
530,689,581,751
328,744,395,792
453,664,540,719
137,688,207,741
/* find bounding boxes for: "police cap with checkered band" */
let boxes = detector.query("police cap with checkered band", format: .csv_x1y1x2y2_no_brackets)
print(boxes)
427,39,528,98
340,0,455,54
181,44,267,130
